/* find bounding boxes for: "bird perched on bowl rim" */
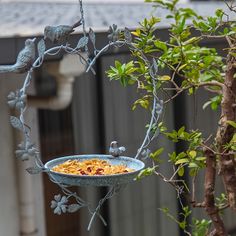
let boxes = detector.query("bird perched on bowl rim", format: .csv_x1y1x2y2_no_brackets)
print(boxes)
109,141,126,157
0,38,36,74
44,19,82,44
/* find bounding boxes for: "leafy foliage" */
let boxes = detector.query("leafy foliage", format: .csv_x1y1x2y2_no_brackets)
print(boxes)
106,0,236,234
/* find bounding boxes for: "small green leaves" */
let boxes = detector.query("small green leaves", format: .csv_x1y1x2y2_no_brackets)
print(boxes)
178,166,185,176
215,193,227,209
192,218,212,236
189,150,197,159
175,158,189,165
150,147,164,162
215,9,224,19
107,60,137,87
132,95,151,110
159,75,171,81
154,40,167,52
136,167,156,180
203,95,222,110
225,133,236,151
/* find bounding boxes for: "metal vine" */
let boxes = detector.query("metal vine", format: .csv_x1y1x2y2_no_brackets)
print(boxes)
4,0,164,230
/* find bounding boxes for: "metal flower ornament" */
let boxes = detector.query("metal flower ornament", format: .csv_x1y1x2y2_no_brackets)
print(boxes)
2,0,163,230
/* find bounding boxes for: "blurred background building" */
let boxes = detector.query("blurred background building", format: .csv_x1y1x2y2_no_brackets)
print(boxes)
0,1,235,236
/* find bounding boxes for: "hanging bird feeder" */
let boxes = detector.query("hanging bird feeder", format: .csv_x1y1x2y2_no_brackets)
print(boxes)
3,0,163,231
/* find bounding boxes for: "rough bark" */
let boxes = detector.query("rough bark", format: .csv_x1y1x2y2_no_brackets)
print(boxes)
216,54,236,210
204,149,227,236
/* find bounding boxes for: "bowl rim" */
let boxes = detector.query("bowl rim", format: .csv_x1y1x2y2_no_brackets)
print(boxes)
45,154,145,179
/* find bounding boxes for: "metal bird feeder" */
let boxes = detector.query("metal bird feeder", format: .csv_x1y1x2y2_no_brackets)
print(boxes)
3,0,163,231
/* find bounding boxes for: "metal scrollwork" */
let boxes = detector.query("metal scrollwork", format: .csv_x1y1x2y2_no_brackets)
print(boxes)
3,0,163,230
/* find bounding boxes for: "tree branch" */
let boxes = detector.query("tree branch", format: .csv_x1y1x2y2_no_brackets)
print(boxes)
164,81,223,104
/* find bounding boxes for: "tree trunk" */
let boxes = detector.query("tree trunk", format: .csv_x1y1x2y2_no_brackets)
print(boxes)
204,149,227,236
216,53,236,211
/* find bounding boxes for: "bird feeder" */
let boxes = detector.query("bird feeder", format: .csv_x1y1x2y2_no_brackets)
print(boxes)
2,0,163,230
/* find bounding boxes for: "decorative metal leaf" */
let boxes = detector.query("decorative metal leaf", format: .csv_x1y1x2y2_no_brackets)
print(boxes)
153,128,160,138
141,149,151,159
156,100,163,115
67,204,81,213
26,166,43,174
54,207,62,215
7,90,26,110
15,141,38,161
108,24,120,42
124,27,132,43
152,58,158,75
10,116,24,131
89,28,96,47
77,36,88,49
37,39,46,58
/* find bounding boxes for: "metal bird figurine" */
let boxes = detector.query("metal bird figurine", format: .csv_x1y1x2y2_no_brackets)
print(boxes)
109,141,126,157
0,38,36,74
44,19,82,44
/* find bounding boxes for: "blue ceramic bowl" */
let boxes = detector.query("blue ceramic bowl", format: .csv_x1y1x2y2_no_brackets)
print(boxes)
45,154,145,187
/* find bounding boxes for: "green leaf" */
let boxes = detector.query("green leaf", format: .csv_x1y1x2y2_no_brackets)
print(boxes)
150,147,164,161
215,9,223,18
159,75,171,81
177,152,187,159
189,162,199,168
136,167,155,180
226,120,236,129
115,60,122,68
199,73,213,82
154,40,167,52
179,221,186,230
196,157,206,161
178,64,187,72
175,158,189,165
189,150,197,159
178,166,185,176
178,126,185,137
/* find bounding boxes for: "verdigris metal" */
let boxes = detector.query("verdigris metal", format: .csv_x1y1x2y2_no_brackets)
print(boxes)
45,154,145,187
44,19,82,43
3,0,164,230
0,38,36,73
109,141,126,157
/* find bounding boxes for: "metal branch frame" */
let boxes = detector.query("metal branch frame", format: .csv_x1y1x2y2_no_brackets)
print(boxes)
6,0,163,230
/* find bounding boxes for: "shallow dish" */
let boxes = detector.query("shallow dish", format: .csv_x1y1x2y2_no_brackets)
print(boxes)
45,154,145,187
